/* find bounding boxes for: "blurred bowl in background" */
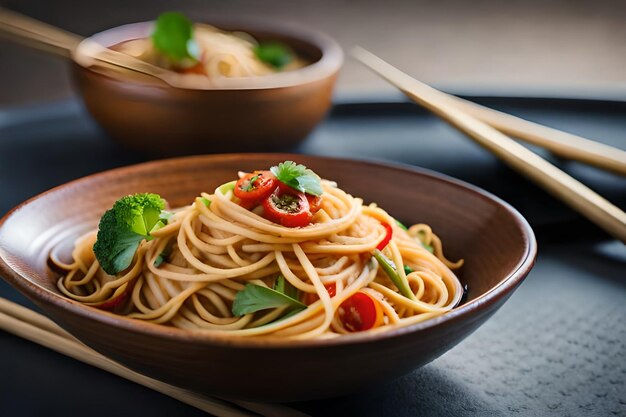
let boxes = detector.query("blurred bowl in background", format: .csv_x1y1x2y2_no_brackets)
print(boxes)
72,20,343,156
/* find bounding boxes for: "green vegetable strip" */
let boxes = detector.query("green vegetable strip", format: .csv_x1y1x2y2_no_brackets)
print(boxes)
395,219,434,252
394,219,408,231
373,249,416,300
218,181,236,194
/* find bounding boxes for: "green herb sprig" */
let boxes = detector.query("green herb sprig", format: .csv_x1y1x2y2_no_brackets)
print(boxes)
270,161,322,196
232,275,305,317
253,42,293,69
151,11,199,63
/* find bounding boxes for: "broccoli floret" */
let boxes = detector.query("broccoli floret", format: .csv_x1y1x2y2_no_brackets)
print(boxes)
93,193,167,275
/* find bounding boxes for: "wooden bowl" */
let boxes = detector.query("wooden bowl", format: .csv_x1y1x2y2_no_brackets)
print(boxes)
72,21,343,156
0,154,536,402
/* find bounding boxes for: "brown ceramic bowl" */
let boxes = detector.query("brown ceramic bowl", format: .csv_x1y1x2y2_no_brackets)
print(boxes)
72,21,343,155
0,154,536,402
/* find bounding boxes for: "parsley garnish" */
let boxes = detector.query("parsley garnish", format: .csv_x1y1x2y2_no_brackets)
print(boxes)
253,42,293,69
151,12,199,63
270,161,323,196
232,275,305,316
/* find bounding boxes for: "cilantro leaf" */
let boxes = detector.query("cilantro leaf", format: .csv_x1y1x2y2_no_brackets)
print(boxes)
274,275,299,299
253,42,293,69
232,280,306,316
270,161,323,196
151,12,199,62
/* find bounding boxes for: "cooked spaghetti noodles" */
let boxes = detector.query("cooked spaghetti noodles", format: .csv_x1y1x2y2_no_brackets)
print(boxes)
51,173,464,339
114,24,305,79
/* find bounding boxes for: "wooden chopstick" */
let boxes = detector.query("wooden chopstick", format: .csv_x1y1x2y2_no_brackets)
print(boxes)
0,298,306,417
438,95,626,176
352,47,626,243
0,7,210,89
0,7,81,52
0,22,74,58
349,44,626,176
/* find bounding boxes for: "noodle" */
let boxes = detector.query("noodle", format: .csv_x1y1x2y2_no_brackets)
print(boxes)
51,179,464,339
114,24,306,80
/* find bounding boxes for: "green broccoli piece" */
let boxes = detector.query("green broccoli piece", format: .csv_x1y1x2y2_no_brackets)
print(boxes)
93,193,167,275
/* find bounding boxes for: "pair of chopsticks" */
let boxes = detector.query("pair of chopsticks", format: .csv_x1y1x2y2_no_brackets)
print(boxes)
0,7,81,57
352,47,626,243
0,7,207,89
0,297,306,417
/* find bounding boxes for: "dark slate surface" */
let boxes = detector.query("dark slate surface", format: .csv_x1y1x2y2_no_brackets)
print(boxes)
0,97,625,416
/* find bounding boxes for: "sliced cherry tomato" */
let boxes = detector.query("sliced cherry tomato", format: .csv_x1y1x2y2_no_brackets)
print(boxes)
234,171,277,204
274,176,322,212
337,291,384,332
375,221,393,251
303,283,336,305
307,195,322,213
262,188,312,228
236,198,258,210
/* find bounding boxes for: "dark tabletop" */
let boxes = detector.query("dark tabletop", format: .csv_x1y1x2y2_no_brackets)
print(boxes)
1,96,625,416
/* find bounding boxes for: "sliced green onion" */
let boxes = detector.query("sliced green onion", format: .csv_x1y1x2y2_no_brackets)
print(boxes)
373,249,416,300
394,219,408,231
218,181,236,194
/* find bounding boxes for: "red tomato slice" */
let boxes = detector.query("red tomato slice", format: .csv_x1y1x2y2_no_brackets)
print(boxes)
275,180,322,213
337,291,384,332
234,171,276,203
262,188,312,228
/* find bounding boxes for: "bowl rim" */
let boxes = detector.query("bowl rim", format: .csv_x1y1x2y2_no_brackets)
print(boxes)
0,153,537,349
73,19,344,91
